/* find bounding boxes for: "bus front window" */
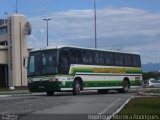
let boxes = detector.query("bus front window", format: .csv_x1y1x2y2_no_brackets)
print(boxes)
41,51,58,75
28,53,41,76
28,50,58,76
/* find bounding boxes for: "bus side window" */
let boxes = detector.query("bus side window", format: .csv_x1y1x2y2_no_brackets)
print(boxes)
69,49,82,64
132,55,141,67
94,52,104,65
70,53,76,64
124,54,132,67
75,49,82,63
82,50,93,64
114,53,124,66
105,52,114,66
59,49,69,74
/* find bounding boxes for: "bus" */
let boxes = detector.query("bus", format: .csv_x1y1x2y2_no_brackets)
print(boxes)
27,46,142,96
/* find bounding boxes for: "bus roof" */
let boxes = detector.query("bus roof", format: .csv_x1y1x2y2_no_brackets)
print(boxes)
30,45,140,55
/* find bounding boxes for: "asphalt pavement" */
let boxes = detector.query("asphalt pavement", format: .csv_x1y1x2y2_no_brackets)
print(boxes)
0,90,137,120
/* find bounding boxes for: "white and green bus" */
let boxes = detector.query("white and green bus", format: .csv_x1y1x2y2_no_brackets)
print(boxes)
27,46,142,96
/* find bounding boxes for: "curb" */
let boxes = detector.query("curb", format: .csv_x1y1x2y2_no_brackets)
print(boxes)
0,93,46,97
138,91,160,96
0,95,12,97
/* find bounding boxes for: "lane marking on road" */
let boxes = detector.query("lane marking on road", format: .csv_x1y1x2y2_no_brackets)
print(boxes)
108,96,133,120
98,98,121,115
111,97,133,116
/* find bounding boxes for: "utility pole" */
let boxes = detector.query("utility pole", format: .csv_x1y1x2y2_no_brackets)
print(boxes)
16,0,18,13
3,12,8,24
43,18,51,47
94,0,97,49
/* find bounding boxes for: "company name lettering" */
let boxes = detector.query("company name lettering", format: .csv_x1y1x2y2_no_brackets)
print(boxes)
93,68,126,74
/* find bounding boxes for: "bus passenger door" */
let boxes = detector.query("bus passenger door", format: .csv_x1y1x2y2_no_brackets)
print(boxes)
59,49,70,74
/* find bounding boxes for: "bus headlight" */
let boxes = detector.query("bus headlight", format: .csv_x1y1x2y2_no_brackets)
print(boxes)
28,80,33,84
52,77,59,81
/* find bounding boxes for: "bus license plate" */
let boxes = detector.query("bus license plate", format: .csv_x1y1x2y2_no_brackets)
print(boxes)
39,86,44,89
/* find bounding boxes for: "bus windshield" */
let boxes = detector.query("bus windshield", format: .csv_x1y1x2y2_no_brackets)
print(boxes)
28,50,58,76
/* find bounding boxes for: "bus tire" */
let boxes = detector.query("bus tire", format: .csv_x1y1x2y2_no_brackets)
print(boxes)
122,80,129,93
47,91,54,96
73,80,81,95
150,85,154,88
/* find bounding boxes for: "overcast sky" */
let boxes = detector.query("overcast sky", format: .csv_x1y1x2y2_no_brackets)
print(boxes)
0,0,160,64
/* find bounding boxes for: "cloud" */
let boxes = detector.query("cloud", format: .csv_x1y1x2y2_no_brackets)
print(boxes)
28,7,160,63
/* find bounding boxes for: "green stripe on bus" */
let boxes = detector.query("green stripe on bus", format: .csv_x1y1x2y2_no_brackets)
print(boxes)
61,80,141,88
126,68,142,74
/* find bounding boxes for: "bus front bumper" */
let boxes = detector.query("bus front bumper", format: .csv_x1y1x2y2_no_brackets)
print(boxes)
28,81,61,92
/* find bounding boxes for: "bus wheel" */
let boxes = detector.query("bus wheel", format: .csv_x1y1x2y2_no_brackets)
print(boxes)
73,80,81,95
150,85,154,88
47,91,54,96
122,80,129,93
